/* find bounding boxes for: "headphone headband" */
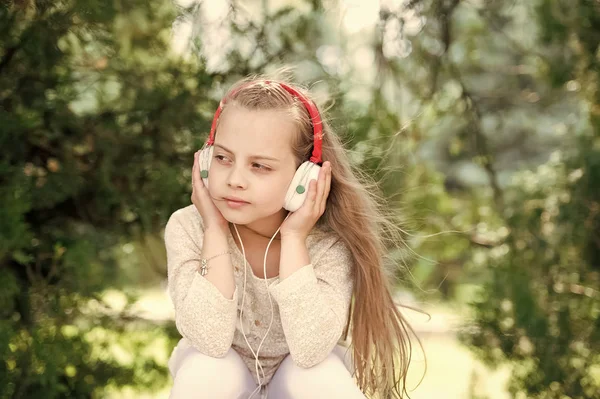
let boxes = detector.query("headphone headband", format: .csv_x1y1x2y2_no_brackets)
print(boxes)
206,80,323,164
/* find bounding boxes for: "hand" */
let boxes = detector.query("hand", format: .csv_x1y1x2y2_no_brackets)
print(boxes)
191,150,229,232
280,161,332,239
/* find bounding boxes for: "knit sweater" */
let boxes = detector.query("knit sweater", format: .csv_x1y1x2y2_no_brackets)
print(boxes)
164,204,354,385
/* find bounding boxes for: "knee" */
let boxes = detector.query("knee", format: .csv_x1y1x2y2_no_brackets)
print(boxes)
170,347,251,398
176,347,233,376
273,351,360,397
284,352,348,380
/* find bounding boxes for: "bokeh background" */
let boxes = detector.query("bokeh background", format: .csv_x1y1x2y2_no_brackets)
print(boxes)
1,0,599,398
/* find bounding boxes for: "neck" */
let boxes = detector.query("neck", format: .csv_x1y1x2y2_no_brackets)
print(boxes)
231,209,288,241
238,225,282,240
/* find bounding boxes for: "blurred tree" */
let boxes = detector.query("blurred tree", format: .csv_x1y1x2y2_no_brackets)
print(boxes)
0,0,219,396
0,0,368,396
369,0,585,300
449,0,600,397
336,0,600,396
3,0,597,397
174,0,600,396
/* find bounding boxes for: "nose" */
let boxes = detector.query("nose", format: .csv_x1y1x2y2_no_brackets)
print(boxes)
226,164,248,189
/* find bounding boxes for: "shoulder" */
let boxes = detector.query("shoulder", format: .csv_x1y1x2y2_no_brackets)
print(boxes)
164,204,204,240
169,204,202,222
306,226,352,266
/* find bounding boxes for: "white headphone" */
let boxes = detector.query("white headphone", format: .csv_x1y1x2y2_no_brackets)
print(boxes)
198,80,324,212
200,81,325,397
199,146,320,212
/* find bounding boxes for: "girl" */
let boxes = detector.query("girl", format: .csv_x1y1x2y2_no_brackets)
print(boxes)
164,76,416,398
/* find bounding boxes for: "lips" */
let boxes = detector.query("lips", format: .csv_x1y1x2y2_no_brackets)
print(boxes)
223,196,250,204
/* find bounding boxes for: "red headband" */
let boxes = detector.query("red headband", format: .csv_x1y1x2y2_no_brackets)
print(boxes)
206,80,323,164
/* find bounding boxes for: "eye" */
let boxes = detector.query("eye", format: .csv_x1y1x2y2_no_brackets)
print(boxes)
252,163,271,171
214,155,230,163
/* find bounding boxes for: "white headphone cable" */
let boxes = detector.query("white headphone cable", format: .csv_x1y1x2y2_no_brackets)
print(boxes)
252,212,291,399
233,212,292,399
233,224,266,398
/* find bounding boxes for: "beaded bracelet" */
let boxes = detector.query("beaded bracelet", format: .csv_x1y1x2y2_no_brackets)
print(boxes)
199,250,232,276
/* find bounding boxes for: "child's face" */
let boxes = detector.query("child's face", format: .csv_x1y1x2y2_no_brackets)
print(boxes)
208,106,298,226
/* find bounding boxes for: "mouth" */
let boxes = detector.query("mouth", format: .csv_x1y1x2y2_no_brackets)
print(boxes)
223,196,250,204
223,196,250,208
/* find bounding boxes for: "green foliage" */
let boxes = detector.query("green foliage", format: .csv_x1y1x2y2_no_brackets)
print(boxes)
0,0,210,396
359,0,600,396
455,1,600,397
2,0,599,397
0,0,359,396
462,145,600,398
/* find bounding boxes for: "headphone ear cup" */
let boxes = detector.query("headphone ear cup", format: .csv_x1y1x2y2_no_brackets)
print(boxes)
284,161,321,212
199,146,214,188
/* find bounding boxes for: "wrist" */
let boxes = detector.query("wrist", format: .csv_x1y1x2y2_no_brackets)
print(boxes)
280,232,308,242
204,224,229,236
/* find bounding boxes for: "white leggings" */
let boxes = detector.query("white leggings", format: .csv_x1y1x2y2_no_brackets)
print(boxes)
168,342,366,399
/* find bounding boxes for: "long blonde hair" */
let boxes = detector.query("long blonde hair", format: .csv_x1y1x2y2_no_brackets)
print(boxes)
218,74,420,398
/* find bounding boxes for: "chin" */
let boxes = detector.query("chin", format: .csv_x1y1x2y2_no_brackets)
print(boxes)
217,205,254,225
219,204,284,227
222,213,252,225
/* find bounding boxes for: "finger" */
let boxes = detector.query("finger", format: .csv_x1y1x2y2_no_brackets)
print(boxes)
190,153,196,202
317,166,325,214
193,152,206,195
320,162,331,213
192,151,199,189
315,167,326,211
194,151,205,188
307,179,318,205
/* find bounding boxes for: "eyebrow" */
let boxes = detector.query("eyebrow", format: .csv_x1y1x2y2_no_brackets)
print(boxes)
214,143,281,163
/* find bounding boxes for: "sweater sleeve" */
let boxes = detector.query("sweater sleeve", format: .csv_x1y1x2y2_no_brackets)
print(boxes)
268,237,354,368
164,208,238,357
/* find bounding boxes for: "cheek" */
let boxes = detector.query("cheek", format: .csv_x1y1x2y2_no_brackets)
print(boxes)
253,175,291,205
207,166,225,186
278,174,295,200
206,170,226,198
